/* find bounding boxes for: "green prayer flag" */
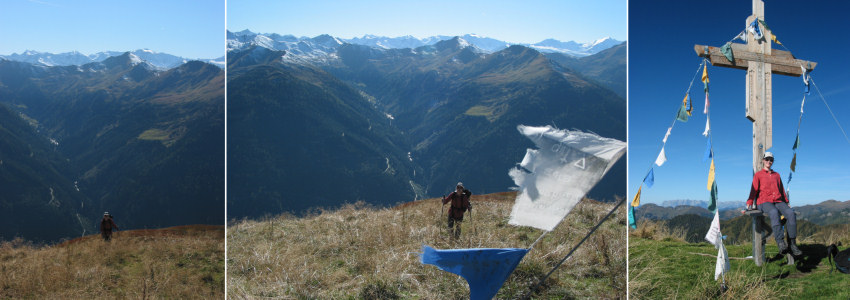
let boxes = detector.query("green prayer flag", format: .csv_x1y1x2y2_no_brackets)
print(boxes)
792,134,800,150
676,102,690,122
758,19,771,32
720,42,734,63
708,180,718,213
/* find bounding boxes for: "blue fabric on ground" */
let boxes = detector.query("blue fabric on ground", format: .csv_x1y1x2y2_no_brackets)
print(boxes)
421,245,529,300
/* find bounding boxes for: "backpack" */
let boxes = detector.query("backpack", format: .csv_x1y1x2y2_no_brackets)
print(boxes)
827,243,850,274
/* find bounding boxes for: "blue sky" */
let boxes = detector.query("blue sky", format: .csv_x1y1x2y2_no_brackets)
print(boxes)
227,0,626,44
629,0,850,207
0,0,223,59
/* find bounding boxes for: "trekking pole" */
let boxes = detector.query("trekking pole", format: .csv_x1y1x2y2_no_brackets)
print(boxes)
469,207,473,236
440,195,445,235
521,196,626,300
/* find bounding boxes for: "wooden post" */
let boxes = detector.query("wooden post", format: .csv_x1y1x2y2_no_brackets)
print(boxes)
745,210,767,266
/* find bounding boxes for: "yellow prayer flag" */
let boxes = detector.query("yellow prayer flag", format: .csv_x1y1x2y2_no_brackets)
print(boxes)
707,158,716,191
683,94,692,116
771,34,782,45
702,64,709,83
791,153,797,172
632,186,642,207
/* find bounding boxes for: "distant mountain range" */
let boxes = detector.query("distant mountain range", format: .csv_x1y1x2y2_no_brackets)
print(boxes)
638,199,850,245
0,49,224,70
227,32,626,219
0,53,224,242
226,30,622,57
659,199,743,211
636,199,850,224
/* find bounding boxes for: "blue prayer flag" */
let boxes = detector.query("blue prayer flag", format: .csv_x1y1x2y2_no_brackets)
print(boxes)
643,168,655,189
748,19,763,40
803,73,811,94
703,138,713,162
421,246,529,300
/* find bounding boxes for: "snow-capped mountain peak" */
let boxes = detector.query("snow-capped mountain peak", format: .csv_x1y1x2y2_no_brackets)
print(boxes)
224,30,622,61
456,37,471,48
128,53,143,65
0,49,222,69
585,36,614,48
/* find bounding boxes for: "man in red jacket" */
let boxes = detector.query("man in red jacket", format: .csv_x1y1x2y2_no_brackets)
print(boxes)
442,182,472,239
746,152,801,256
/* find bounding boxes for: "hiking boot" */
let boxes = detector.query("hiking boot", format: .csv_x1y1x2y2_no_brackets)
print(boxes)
776,238,789,254
789,238,803,256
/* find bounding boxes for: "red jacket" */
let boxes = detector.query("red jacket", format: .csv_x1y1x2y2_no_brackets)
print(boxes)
747,169,788,207
442,191,471,219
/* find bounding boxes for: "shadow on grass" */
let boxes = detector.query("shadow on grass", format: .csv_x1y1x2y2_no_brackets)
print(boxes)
764,243,829,275
796,244,830,273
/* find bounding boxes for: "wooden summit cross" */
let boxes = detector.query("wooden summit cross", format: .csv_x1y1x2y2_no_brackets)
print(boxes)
694,0,816,174
695,0,817,266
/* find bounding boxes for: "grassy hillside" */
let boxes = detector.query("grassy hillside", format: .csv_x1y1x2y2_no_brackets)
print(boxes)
629,221,850,299
0,225,223,299
227,191,626,299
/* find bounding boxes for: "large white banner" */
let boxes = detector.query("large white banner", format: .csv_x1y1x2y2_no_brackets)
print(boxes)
508,125,626,231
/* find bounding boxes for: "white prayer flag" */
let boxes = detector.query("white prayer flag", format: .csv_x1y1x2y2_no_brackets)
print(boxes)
508,125,625,231
703,117,710,136
655,147,667,167
714,240,730,280
705,210,721,247
662,127,672,143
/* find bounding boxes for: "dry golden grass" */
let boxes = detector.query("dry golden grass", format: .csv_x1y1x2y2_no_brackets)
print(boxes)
227,191,626,299
630,219,688,243
0,225,224,299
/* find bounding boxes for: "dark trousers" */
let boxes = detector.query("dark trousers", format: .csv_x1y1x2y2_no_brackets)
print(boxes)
102,231,112,242
758,201,797,240
447,215,462,238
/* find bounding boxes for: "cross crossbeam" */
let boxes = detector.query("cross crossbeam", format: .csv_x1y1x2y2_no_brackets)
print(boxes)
694,43,816,76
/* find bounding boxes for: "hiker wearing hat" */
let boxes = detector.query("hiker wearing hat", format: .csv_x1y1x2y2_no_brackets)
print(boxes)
746,152,802,256
100,212,119,242
442,182,472,239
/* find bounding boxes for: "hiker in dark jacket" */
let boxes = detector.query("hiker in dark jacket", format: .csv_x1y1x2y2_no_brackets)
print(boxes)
100,212,119,242
442,182,472,238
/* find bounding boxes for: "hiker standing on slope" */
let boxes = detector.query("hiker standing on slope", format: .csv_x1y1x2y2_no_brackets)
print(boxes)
746,152,802,256
100,212,119,242
442,182,472,239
